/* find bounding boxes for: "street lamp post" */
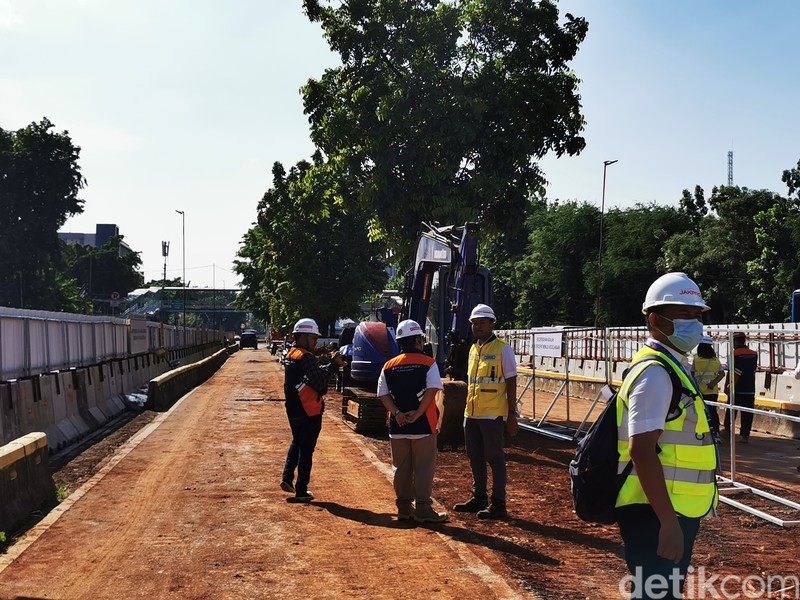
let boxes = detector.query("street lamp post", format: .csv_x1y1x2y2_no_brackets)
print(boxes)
595,159,618,327
175,210,186,345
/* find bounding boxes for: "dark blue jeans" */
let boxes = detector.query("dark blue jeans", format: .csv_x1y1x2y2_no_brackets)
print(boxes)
282,413,323,495
616,505,701,600
463,417,507,502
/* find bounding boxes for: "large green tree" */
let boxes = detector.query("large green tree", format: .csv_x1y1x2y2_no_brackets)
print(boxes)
61,235,144,314
600,203,691,326
302,0,588,260
235,156,387,334
515,200,599,326
0,118,85,310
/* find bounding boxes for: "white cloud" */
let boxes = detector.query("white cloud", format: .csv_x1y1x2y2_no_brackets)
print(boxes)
0,0,22,29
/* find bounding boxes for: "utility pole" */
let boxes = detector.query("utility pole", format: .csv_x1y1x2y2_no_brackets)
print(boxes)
212,263,217,333
175,210,186,346
160,241,169,350
595,159,618,327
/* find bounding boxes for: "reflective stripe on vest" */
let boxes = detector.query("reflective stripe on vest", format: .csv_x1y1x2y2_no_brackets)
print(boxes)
465,337,508,418
619,462,717,485
693,356,721,395
616,346,718,518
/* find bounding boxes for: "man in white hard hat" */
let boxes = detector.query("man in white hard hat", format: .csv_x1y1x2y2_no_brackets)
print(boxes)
453,304,518,520
615,272,718,599
377,319,446,523
281,318,345,503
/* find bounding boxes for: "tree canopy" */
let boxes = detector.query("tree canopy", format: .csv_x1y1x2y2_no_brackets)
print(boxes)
235,157,387,333
301,0,588,261
486,169,800,329
0,118,86,310
61,235,144,314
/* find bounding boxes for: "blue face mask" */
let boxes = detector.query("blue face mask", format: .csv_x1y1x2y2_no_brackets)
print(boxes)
660,316,704,353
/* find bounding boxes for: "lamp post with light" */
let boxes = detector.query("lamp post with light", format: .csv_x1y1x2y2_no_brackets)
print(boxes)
594,159,618,327
175,209,186,345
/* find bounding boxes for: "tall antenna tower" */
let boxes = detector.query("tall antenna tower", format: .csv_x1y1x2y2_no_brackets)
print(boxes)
727,150,734,186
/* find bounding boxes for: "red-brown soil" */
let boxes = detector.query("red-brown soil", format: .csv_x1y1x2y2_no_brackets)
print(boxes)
2,349,799,599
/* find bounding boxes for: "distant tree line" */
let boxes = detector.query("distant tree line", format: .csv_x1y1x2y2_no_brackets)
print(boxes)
484,175,800,328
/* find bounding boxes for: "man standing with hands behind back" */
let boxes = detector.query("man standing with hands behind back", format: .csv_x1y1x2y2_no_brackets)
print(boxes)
454,304,518,520
377,319,446,523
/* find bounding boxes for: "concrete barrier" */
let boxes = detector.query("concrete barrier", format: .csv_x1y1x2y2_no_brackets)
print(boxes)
0,343,226,449
0,382,22,446
147,348,228,411
0,432,55,536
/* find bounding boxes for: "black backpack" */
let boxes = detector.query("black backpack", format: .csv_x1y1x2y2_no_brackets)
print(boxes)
569,356,684,525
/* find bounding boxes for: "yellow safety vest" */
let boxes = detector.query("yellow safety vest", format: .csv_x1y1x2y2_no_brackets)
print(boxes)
466,336,508,418
616,346,718,518
693,356,722,396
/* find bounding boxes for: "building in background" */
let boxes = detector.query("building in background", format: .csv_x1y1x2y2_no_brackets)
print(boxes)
59,223,135,256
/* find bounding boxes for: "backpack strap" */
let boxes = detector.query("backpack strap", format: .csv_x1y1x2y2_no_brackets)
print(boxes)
649,355,688,419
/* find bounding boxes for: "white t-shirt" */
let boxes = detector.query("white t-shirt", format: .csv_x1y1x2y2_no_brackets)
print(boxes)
794,362,800,380
626,340,686,437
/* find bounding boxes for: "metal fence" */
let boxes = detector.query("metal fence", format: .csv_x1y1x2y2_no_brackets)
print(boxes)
496,325,800,526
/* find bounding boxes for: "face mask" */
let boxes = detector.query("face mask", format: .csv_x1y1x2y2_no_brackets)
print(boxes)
660,316,704,353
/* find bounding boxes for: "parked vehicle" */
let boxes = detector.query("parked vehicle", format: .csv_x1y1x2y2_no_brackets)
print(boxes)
239,329,258,349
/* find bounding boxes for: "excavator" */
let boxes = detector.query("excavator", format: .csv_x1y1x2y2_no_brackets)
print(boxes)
339,222,493,441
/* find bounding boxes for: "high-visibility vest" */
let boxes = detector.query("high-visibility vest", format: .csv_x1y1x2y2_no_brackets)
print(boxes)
465,336,508,418
693,356,722,396
284,346,323,417
616,345,718,518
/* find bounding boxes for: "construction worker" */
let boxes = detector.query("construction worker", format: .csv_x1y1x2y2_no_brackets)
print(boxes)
615,272,718,600
376,319,447,523
723,331,759,444
690,334,725,431
454,304,518,520
281,318,345,503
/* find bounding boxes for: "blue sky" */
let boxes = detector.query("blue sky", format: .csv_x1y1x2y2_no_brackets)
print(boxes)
2,1,799,289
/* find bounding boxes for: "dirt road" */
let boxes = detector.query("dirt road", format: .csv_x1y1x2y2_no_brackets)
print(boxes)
0,351,527,599
3,349,800,599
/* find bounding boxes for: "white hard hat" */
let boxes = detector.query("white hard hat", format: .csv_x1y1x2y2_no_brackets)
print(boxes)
469,304,496,322
396,319,424,340
292,318,320,336
641,272,710,314
700,334,713,345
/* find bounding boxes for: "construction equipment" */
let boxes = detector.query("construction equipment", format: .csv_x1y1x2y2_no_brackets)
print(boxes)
340,222,493,436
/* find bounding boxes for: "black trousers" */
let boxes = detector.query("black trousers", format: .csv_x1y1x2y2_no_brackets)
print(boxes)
723,393,756,438
615,504,701,600
281,412,323,495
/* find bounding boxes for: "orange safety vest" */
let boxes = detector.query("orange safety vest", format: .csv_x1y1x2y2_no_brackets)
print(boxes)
284,346,323,417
